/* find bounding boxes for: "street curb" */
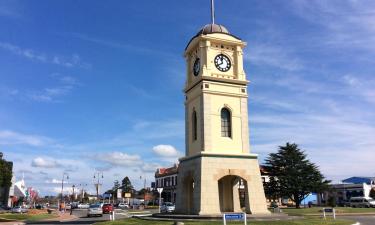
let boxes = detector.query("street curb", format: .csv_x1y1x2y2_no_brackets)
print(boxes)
302,213,375,216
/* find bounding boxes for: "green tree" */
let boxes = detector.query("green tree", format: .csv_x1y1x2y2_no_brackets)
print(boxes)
263,170,281,202
121,176,134,193
112,180,120,191
265,143,330,208
0,157,13,205
0,154,13,189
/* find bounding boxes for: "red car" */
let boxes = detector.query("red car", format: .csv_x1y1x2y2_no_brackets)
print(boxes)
102,204,113,214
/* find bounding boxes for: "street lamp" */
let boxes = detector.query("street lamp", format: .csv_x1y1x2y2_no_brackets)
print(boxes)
79,183,88,202
72,184,76,201
140,175,147,204
93,172,104,201
60,172,69,211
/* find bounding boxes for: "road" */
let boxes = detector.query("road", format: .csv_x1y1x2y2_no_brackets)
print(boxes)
339,215,375,225
26,208,132,225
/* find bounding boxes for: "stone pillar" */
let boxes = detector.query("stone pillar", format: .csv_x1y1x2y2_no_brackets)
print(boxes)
232,178,241,212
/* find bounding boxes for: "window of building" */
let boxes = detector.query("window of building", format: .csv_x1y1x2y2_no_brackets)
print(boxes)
192,110,197,141
221,108,232,137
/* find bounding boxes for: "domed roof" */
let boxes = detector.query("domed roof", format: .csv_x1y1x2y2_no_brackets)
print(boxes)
197,23,230,35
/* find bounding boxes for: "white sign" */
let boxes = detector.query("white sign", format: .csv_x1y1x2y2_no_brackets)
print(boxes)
117,189,122,198
323,208,336,220
157,188,163,194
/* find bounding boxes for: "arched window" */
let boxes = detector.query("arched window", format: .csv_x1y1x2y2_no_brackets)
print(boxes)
192,110,197,141
221,108,232,137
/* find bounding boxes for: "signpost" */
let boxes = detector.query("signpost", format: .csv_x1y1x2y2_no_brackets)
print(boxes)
323,208,336,220
157,188,163,213
223,213,247,225
117,189,122,199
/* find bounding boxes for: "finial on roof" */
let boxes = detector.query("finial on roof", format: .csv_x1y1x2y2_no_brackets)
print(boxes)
211,0,215,24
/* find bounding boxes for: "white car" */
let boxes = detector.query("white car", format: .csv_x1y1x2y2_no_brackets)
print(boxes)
78,203,90,209
350,197,375,208
87,204,103,217
160,202,175,213
11,206,28,214
118,203,129,209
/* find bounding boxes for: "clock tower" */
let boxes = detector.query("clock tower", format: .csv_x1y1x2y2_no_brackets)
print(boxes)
175,1,269,215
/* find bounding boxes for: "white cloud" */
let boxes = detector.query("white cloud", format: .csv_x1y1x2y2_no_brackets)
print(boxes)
93,152,143,167
45,178,67,184
288,0,375,52
245,43,303,71
141,163,162,173
31,157,61,168
152,144,182,158
0,130,52,146
0,42,91,69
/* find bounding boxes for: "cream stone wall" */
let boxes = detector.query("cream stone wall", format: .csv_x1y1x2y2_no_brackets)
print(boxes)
176,29,268,215
176,154,270,215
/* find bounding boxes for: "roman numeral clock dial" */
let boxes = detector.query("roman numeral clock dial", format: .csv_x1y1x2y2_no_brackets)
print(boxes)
214,54,231,72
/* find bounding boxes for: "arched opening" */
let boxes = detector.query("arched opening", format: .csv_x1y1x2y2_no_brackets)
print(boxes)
182,176,195,214
192,110,197,141
218,175,248,212
221,108,232,137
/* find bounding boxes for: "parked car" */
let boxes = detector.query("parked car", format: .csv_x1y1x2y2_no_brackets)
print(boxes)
118,203,129,209
87,204,103,217
102,204,113,214
350,197,375,208
11,206,28,214
160,202,175,213
65,204,72,210
0,205,11,211
78,203,90,209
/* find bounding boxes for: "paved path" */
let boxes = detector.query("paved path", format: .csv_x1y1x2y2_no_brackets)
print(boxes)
339,215,375,225
25,209,128,225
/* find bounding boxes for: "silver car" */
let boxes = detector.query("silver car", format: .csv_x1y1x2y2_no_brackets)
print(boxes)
11,206,28,214
160,202,175,213
87,204,103,217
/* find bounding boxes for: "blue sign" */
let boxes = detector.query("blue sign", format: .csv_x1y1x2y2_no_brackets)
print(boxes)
225,213,244,220
103,193,112,198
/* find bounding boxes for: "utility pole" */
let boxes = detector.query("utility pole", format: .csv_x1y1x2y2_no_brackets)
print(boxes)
140,175,147,204
93,172,104,201
60,172,69,211
72,184,76,201
79,183,88,202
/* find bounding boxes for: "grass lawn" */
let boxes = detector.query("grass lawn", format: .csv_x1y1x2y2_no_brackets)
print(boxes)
282,207,375,216
95,218,354,225
0,213,56,221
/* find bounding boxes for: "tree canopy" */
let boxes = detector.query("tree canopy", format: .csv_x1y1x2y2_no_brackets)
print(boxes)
264,142,330,208
121,176,134,193
0,158,13,188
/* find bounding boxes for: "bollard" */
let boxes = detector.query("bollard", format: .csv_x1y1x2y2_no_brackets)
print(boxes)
112,210,115,221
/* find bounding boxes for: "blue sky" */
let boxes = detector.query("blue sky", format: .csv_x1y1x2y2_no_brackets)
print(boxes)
1,0,375,196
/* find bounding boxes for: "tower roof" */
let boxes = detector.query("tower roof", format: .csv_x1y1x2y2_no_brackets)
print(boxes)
197,23,230,35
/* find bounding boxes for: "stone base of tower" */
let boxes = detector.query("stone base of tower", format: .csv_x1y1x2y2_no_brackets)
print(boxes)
175,153,270,215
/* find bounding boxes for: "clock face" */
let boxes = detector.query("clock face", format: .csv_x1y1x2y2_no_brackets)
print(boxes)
193,58,200,76
214,54,231,72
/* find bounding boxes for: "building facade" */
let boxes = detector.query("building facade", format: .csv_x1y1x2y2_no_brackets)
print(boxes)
318,177,375,206
155,164,178,203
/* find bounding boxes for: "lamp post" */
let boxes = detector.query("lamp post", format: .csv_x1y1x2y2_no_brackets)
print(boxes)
72,184,76,201
60,172,69,211
140,175,147,204
93,172,104,201
79,183,88,202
